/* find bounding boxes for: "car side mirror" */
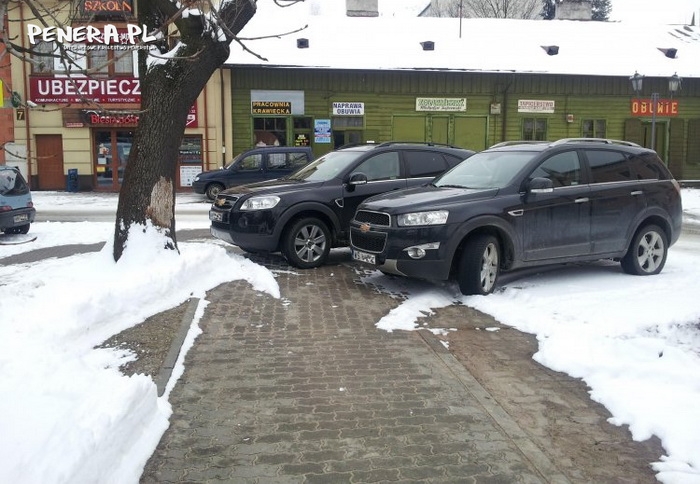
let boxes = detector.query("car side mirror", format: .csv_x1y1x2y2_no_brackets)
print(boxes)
528,177,554,194
347,173,368,191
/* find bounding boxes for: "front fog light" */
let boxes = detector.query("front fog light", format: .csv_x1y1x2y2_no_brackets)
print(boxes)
404,242,440,260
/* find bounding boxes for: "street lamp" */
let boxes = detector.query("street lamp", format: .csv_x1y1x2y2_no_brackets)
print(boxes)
630,72,682,151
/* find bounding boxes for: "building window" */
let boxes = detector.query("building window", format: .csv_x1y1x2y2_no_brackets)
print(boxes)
332,116,364,129
87,49,133,75
31,41,56,73
522,118,547,141
254,117,287,146
582,119,606,138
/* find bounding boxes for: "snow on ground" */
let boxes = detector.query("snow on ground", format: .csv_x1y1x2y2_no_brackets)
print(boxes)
0,188,699,483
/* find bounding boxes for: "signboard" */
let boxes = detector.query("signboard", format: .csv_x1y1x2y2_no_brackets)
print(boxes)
30,76,140,104
416,97,467,112
518,100,555,113
70,104,198,127
251,101,291,115
179,165,202,187
630,99,679,116
332,102,364,115
314,119,331,144
80,0,134,17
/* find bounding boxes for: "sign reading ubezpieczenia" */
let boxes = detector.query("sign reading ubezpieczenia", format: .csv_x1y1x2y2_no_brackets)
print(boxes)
415,98,467,112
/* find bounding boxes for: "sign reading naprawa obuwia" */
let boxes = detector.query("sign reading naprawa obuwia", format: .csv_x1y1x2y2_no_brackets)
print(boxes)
332,102,364,115
415,98,467,112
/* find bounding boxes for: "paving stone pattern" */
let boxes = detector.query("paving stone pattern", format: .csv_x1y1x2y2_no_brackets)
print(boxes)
141,256,554,483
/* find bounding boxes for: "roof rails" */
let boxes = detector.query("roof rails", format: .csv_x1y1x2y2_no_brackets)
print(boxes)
488,141,549,148
337,141,378,149
549,138,641,147
375,141,460,149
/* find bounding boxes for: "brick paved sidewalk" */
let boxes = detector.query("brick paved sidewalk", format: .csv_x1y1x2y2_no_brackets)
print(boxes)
141,258,565,484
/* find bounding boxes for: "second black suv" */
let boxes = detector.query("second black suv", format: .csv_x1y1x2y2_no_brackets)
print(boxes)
349,139,683,295
209,142,475,267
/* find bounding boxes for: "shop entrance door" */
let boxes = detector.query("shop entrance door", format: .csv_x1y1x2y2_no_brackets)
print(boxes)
36,134,65,190
94,130,133,191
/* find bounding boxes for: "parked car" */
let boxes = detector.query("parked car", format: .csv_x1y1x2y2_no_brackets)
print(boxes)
349,138,683,295
193,146,314,200
209,142,475,268
0,166,36,235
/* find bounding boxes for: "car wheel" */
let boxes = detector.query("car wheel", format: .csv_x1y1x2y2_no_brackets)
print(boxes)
283,217,331,269
458,235,500,296
205,183,225,200
620,224,668,276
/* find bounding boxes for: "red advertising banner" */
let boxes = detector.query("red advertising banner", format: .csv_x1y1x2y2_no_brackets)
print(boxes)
30,76,140,104
78,104,198,128
630,99,679,117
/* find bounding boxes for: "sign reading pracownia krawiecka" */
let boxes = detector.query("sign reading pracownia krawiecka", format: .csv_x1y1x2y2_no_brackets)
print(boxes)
251,101,292,115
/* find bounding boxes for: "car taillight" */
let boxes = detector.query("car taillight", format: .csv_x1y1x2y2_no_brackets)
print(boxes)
27,201,34,208
0,205,11,212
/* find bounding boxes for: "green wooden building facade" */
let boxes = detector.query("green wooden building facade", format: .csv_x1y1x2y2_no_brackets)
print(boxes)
229,66,700,181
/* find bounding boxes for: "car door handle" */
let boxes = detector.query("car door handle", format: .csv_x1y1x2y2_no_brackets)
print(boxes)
508,209,523,217
631,190,643,196
575,197,589,203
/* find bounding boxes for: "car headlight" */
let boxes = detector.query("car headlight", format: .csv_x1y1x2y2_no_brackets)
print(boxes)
240,196,281,211
397,210,448,226
194,176,200,181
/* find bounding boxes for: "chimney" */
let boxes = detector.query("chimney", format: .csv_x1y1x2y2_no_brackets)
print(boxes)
555,0,592,20
346,0,379,17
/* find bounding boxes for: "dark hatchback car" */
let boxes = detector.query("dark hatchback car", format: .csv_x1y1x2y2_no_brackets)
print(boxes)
209,142,475,268
193,146,313,200
349,139,683,295
0,165,35,235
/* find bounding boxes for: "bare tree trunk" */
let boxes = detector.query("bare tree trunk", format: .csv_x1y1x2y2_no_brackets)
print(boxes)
113,0,256,261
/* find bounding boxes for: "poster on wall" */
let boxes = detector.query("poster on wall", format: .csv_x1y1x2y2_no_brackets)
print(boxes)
179,165,202,187
314,119,331,143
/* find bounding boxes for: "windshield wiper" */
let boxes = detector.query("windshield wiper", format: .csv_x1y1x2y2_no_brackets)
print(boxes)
437,184,467,189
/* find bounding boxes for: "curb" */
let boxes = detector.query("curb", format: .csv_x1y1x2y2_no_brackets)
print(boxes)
154,297,200,397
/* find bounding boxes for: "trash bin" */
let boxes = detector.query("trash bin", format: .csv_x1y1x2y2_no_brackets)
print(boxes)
67,168,78,192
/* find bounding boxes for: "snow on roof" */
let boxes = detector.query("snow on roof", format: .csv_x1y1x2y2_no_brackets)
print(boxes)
229,2,700,79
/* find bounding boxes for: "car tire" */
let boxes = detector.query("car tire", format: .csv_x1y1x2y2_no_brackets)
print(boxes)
205,183,225,200
458,234,500,296
620,224,668,276
283,217,331,269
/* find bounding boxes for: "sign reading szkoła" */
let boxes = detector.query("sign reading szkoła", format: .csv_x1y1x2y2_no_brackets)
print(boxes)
332,102,364,115
518,100,556,113
416,98,467,112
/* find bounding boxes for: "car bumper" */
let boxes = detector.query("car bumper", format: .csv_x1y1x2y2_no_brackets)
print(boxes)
0,207,36,231
349,223,453,280
191,180,206,194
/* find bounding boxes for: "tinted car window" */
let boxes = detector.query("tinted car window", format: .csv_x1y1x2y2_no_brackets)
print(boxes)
529,151,581,187
1,167,29,195
353,152,400,181
629,153,667,180
404,151,448,178
239,154,262,171
288,152,310,169
586,150,632,183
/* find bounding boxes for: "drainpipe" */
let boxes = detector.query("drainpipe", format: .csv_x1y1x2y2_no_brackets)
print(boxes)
220,67,226,168
19,2,32,184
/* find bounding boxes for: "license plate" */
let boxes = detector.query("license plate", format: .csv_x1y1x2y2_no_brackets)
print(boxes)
352,249,376,264
13,214,28,223
209,211,223,222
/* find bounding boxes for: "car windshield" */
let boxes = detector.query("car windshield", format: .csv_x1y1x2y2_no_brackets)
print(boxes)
288,150,364,182
434,151,537,189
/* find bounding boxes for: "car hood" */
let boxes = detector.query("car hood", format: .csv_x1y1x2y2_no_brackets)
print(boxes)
196,169,228,179
219,178,324,197
360,185,499,212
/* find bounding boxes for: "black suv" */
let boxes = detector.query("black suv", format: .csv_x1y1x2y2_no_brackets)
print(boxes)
209,142,475,268
349,139,683,295
193,146,314,200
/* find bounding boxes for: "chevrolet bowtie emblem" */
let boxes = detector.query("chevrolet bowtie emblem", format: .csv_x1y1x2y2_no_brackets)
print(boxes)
215,198,225,207
359,223,371,233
